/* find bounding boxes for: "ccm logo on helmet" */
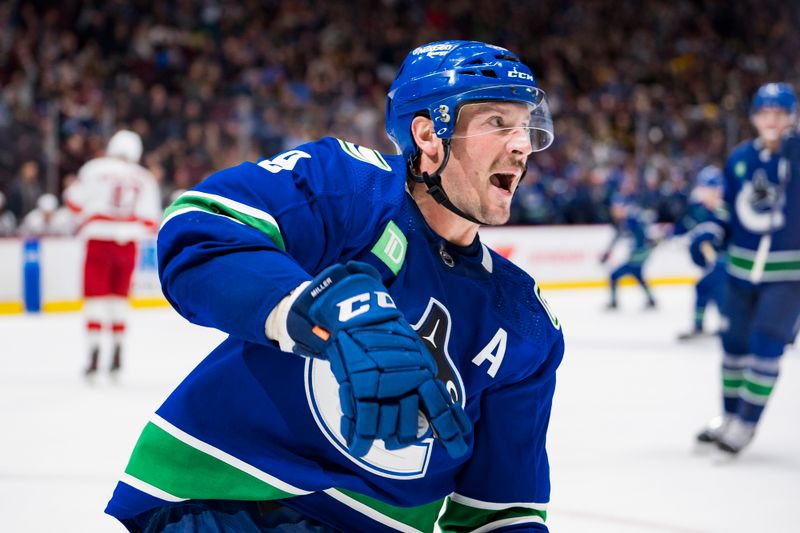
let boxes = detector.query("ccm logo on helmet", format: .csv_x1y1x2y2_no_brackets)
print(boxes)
337,291,397,322
508,68,534,82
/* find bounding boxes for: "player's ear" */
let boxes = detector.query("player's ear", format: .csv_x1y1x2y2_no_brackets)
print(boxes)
410,116,440,159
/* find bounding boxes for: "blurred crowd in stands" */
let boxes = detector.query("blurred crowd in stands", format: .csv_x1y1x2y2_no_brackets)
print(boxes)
1,0,799,235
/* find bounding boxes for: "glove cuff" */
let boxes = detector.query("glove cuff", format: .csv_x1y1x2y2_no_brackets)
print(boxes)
286,262,402,358
265,280,311,352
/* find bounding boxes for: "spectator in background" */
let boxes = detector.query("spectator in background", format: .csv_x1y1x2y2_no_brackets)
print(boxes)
18,193,76,237
58,133,91,193
0,191,17,236
64,130,161,378
2,0,800,224
6,160,42,222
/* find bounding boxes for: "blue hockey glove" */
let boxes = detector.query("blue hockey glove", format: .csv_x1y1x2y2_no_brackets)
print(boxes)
286,261,471,458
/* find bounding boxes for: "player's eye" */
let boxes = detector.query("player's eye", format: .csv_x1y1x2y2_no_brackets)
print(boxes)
487,116,504,128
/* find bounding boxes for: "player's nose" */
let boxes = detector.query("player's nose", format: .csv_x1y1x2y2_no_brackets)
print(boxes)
507,127,533,157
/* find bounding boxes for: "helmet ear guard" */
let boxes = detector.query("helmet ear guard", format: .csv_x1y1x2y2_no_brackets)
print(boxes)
403,111,481,224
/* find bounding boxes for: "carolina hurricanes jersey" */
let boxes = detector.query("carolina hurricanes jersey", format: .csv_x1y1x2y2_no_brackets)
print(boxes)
65,156,161,242
105,137,564,532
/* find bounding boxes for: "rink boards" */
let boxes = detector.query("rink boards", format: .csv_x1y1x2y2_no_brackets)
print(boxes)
0,225,699,314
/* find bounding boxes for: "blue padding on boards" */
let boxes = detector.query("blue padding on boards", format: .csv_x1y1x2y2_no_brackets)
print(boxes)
23,239,41,313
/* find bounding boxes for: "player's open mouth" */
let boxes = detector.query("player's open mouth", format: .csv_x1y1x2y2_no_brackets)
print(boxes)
490,173,516,192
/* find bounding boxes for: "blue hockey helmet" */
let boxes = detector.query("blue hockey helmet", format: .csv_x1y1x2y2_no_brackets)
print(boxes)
695,165,723,188
750,82,797,115
385,40,554,163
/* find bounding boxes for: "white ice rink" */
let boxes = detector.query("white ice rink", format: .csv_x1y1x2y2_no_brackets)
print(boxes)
1,285,798,533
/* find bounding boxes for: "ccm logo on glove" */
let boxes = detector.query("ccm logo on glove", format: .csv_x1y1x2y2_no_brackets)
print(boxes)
337,291,396,322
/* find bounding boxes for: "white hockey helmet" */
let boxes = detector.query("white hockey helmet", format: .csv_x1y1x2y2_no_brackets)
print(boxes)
107,130,143,163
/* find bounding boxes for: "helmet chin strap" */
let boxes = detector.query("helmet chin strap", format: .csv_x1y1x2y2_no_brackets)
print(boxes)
407,139,486,225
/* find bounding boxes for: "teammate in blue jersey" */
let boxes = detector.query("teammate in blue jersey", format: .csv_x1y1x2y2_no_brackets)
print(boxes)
600,194,657,310
105,41,564,532
697,82,800,455
674,165,727,340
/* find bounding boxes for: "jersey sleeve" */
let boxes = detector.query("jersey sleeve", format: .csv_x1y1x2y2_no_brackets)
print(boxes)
438,333,564,532
157,140,369,345
722,146,744,220
627,216,648,249
716,149,746,244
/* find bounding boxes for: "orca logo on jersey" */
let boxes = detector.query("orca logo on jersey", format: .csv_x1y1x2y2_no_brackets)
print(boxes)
305,291,438,479
735,170,786,234
410,298,466,406
304,296,465,480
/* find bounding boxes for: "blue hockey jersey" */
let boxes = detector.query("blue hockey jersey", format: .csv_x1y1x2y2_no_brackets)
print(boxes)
723,136,800,283
607,210,652,266
673,200,727,269
105,137,564,532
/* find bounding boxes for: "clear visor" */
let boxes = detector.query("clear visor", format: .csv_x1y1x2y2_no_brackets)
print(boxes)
448,88,554,152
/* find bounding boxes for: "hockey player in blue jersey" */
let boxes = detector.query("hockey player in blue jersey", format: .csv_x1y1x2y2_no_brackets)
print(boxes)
697,82,800,455
600,194,657,310
674,165,727,340
105,40,564,532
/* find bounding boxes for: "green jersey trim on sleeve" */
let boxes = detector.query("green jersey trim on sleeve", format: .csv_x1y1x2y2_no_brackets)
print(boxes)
162,190,286,250
123,415,310,502
336,138,392,171
438,493,547,533
534,282,560,330
371,220,408,275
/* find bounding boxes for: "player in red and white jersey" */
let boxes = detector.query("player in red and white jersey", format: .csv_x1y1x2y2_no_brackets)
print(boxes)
64,130,161,377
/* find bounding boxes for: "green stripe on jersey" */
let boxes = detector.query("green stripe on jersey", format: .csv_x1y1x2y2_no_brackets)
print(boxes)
330,488,443,533
124,421,302,501
727,246,800,280
728,254,800,272
438,498,546,532
336,139,392,171
163,191,286,250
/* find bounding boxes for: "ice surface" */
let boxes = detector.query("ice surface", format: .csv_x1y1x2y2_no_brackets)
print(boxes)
0,284,797,532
